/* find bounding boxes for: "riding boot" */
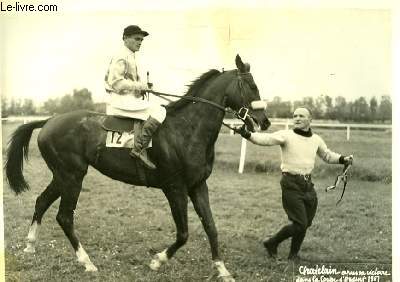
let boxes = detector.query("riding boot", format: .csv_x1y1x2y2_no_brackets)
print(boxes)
129,117,160,170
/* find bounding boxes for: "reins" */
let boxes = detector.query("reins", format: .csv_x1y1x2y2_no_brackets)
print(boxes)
325,162,353,205
149,90,227,112
148,90,250,129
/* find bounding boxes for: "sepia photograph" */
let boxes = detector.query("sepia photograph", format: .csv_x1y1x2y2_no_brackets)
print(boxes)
1,0,396,281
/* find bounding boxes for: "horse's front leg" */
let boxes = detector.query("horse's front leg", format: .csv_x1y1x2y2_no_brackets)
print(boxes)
149,185,188,270
189,181,235,282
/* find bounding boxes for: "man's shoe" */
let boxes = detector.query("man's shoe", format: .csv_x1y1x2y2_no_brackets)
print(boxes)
129,148,140,158
130,149,156,170
288,254,309,263
263,238,278,259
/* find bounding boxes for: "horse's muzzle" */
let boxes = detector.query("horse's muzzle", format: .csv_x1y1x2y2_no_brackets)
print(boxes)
249,100,270,131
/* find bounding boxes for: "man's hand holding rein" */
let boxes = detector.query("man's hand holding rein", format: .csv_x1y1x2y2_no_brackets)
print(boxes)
235,124,252,139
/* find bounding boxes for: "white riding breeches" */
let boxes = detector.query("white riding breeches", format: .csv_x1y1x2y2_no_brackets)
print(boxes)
106,103,166,123
105,92,166,123
148,103,166,123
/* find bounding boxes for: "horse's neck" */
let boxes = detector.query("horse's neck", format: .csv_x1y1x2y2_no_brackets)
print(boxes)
173,85,227,142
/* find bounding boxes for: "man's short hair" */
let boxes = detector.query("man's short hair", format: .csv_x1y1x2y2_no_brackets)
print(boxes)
295,106,313,117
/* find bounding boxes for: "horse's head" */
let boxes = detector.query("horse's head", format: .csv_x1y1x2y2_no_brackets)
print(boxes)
224,55,271,132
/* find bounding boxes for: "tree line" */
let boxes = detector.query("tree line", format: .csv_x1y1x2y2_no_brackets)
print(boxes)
261,95,391,122
1,88,105,117
1,89,392,123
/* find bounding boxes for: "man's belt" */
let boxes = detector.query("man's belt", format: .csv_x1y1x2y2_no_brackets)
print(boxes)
282,172,312,182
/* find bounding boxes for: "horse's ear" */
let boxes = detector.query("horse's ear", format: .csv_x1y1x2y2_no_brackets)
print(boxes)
244,63,250,72
235,54,246,73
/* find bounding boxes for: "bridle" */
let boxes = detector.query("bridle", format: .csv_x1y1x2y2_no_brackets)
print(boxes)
148,70,258,128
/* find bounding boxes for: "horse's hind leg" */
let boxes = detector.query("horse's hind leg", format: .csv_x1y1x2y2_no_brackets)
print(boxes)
150,186,189,270
189,181,234,282
56,174,97,272
24,179,60,253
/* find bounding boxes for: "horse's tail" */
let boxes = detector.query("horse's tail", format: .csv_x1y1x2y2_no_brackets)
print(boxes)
4,119,49,194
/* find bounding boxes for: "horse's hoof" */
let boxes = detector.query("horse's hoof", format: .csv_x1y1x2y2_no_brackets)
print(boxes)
219,275,235,282
23,246,36,253
149,259,161,271
85,264,98,272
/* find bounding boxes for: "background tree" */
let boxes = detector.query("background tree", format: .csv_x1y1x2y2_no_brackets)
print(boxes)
43,88,95,114
72,88,95,110
10,99,22,115
21,99,36,115
324,95,335,120
268,96,292,118
352,97,370,122
43,98,59,115
1,96,9,117
378,95,392,122
301,96,315,111
369,96,378,121
334,96,347,121
314,95,326,119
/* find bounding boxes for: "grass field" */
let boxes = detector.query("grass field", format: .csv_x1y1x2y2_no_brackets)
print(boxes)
2,122,392,281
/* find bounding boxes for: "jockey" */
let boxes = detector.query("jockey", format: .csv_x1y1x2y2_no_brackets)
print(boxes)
105,25,166,170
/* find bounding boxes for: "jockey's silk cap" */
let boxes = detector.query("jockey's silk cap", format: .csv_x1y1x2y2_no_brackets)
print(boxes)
123,25,149,38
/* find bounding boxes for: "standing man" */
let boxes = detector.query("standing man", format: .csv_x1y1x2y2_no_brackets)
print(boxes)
105,25,166,169
238,107,353,261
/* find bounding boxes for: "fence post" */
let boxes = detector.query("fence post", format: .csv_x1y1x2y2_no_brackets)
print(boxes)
285,119,289,130
238,138,247,174
346,125,350,141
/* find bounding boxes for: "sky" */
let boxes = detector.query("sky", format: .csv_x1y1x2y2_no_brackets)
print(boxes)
0,0,394,106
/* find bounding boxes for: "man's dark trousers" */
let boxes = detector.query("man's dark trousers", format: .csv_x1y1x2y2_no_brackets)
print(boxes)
269,173,318,257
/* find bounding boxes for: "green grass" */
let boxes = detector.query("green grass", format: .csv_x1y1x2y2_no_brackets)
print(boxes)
2,122,392,281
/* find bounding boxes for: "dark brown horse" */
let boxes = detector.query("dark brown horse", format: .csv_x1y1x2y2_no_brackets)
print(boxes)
5,55,270,281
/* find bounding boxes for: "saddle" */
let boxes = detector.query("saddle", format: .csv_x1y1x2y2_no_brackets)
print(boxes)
100,115,152,149
101,115,137,132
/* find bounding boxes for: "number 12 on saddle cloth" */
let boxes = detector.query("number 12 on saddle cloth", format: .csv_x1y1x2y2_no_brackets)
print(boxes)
105,131,152,148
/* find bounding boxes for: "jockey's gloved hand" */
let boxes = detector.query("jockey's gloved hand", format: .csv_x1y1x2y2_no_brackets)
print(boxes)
234,125,251,139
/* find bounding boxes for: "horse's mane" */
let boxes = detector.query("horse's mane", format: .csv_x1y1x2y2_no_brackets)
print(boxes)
166,69,221,113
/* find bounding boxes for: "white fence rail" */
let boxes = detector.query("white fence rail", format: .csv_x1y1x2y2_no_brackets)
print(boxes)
2,116,392,174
